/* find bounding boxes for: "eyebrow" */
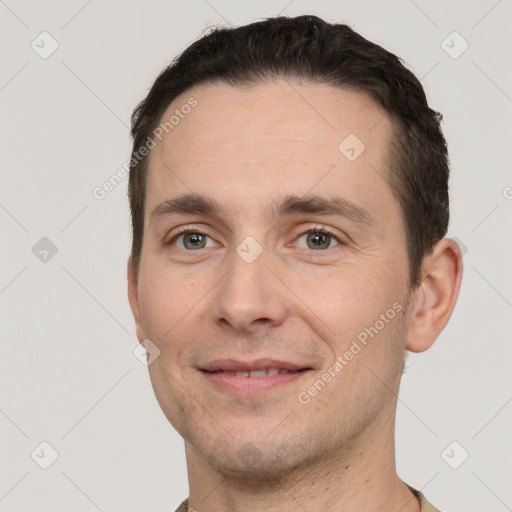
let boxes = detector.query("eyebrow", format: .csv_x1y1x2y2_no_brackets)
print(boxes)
150,193,376,226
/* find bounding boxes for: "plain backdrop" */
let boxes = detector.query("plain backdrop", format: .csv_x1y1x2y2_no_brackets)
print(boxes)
1,1,511,511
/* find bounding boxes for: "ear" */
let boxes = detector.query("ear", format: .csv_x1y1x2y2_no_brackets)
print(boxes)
405,238,463,353
127,257,145,343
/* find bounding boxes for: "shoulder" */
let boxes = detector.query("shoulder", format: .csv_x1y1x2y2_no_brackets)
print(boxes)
407,485,442,512
173,498,188,512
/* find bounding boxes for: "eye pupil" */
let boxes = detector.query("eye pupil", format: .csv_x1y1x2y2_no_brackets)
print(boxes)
307,232,330,250
184,233,206,249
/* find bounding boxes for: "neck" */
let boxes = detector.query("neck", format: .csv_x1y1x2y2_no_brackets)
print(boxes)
184,408,420,512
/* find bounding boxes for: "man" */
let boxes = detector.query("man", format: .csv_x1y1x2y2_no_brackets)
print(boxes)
127,15,462,512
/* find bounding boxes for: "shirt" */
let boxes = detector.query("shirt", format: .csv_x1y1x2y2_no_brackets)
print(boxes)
174,485,441,511
408,485,442,512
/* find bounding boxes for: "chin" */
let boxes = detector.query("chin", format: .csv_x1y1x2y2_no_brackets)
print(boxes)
207,449,303,481
190,428,328,482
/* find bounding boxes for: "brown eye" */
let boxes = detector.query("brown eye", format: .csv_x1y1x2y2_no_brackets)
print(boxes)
183,233,206,249
295,229,341,250
307,232,333,250
171,231,216,250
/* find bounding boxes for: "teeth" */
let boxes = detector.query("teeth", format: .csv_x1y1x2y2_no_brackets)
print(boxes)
220,368,293,377
249,369,267,377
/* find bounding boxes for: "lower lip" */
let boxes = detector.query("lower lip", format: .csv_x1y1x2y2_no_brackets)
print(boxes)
201,370,310,395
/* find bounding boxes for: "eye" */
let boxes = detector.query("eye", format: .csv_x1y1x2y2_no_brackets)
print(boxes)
170,231,218,250
166,227,343,252
295,228,342,250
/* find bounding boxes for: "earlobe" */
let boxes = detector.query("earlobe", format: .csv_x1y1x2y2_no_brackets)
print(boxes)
405,238,463,353
127,257,145,343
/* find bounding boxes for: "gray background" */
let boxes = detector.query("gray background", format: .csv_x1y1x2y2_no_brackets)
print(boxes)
1,0,511,511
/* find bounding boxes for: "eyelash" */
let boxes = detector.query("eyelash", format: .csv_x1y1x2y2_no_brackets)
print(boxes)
165,225,345,251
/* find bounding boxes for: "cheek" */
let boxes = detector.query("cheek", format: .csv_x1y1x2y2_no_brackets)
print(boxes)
295,260,395,319
137,266,205,342
286,259,407,360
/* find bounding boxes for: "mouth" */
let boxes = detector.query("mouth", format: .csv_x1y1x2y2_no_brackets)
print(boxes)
200,358,313,395
206,367,304,377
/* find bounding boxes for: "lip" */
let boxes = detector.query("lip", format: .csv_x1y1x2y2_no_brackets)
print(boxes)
200,358,312,396
201,358,308,372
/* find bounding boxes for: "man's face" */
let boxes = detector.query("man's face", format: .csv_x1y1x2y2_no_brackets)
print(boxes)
129,80,414,476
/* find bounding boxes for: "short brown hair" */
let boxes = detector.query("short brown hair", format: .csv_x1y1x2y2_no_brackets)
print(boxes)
129,14,449,287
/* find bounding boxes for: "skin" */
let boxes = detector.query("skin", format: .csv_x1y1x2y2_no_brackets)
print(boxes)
128,80,463,511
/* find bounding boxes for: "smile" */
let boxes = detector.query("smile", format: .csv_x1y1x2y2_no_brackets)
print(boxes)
200,359,312,395
210,368,300,377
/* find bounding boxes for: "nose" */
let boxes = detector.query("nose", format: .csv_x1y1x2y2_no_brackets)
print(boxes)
210,241,289,333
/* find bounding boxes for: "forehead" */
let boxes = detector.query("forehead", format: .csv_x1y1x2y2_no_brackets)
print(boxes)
160,79,390,152
144,79,396,221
